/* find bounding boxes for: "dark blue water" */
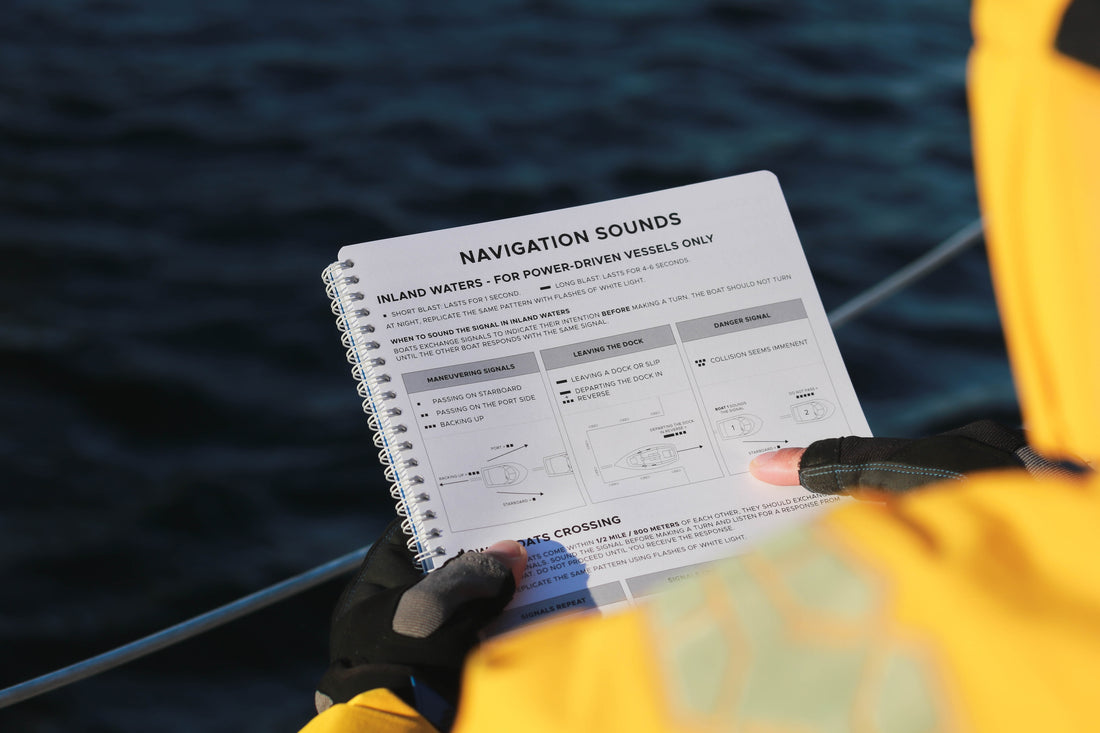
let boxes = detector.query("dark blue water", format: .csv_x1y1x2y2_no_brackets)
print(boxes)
0,1,1016,730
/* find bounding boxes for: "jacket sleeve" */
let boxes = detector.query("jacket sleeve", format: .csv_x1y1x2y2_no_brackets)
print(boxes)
452,470,1100,733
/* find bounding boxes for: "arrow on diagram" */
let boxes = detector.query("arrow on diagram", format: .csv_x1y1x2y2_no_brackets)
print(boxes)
487,444,529,462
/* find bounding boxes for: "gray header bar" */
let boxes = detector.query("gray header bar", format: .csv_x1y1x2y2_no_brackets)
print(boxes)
540,325,675,371
496,581,627,628
676,299,807,343
401,352,539,394
625,560,721,598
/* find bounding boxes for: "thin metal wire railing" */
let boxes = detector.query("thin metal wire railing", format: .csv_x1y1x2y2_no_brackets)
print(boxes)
0,218,984,710
828,218,984,329
0,546,370,708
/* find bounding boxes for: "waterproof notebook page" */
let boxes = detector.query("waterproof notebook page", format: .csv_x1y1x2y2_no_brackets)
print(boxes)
323,171,870,628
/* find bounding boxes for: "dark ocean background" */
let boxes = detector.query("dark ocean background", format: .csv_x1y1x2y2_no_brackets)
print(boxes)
1,1,1017,730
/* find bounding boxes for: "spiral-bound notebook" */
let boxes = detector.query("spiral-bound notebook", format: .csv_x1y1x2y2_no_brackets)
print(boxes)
323,172,869,628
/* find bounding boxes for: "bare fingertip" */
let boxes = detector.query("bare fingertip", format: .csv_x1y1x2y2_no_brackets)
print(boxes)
484,540,528,585
484,540,525,560
749,447,805,485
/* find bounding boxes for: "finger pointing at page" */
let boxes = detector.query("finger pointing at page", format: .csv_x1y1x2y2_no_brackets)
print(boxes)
749,447,805,485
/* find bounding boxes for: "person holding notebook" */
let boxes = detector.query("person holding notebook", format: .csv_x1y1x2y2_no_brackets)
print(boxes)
301,0,1100,730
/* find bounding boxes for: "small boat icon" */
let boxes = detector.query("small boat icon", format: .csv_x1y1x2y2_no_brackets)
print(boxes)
716,414,763,438
543,452,572,476
791,399,834,423
481,462,528,487
616,443,679,469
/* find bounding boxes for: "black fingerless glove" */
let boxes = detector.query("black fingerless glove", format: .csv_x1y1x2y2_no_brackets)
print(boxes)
316,520,516,731
799,420,1087,496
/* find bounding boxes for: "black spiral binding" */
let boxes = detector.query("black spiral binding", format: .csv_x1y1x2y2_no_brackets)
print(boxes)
322,260,444,568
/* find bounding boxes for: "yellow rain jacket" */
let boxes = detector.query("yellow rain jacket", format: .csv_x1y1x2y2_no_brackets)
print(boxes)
302,0,1100,729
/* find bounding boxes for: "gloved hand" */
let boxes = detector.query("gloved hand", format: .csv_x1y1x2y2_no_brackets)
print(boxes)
315,519,527,730
750,419,1087,497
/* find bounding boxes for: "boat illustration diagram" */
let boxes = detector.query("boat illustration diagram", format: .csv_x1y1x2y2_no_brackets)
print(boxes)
480,462,529,487
616,443,679,469
419,416,586,530
543,452,572,476
791,399,834,423
715,414,763,439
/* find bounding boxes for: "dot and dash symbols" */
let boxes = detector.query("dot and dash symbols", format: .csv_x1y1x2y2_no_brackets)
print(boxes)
487,444,526,461
695,358,707,367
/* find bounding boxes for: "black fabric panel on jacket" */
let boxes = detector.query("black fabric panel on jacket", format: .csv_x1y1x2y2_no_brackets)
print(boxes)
1055,0,1100,70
